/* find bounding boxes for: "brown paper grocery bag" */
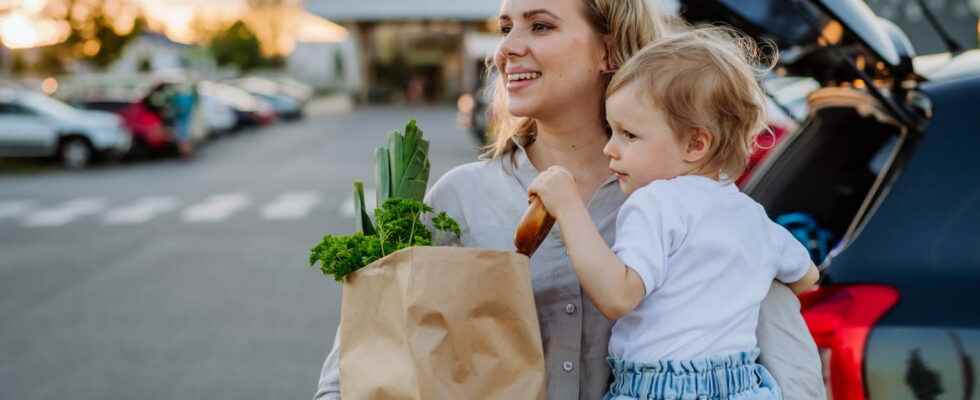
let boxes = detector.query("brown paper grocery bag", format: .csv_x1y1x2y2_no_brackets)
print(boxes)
339,246,547,400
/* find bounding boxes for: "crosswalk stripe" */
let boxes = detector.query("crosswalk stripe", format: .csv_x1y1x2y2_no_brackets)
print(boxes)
104,196,180,225
262,192,320,220
22,198,107,227
339,188,377,218
181,194,250,223
0,201,34,219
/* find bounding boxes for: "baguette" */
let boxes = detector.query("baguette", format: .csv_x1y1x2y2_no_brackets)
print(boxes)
514,195,556,257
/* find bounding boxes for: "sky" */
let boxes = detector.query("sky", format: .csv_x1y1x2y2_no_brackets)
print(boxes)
0,0,253,49
139,0,250,43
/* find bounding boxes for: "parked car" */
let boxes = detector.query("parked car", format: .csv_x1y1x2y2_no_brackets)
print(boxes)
252,91,302,121
72,98,173,158
252,75,313,105
0,88,130,168
227,77,305,120
198,81,277,130
141,81,210,146
683,0,980,399
68,77,222,158
197,93,237,135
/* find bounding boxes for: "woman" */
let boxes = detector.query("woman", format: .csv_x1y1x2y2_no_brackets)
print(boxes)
315,1,824,399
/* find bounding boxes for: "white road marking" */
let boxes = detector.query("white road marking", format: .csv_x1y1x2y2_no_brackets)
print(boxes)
22,198,107,227
339,188,376,218
0,201,34,219
103,196,180,225
180,193,250,223
262,192,320,220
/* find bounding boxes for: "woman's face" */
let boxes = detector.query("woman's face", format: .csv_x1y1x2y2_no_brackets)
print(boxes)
494,0,609,119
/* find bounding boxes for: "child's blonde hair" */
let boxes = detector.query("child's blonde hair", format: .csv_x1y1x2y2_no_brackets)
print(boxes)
607,26,774,179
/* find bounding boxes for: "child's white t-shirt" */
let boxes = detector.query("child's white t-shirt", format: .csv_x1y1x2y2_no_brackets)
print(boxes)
608,175,812,362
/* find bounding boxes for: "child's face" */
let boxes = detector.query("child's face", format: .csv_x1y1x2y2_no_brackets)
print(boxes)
603,82,691,196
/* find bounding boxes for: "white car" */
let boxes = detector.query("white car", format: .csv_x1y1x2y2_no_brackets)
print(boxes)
0,88,131,168
199,93,237,134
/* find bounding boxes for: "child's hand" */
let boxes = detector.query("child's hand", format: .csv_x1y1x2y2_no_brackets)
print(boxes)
528,166,581,219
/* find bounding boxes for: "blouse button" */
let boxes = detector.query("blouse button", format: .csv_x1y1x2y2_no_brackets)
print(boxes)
565,303,577,314
562,361,575,372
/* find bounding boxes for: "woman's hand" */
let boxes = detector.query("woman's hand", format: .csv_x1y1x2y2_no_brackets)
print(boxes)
528,166,581,220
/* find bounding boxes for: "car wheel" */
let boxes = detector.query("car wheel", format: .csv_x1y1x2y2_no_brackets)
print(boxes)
59,137,93,169
125,137,152,160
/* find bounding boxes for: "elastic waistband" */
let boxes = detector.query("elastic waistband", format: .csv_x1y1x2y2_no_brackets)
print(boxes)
606,349,774,399
609,349,760,374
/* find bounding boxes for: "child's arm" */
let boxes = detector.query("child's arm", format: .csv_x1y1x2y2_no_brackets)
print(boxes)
528,167,645,320
787,264,820,294
555,199,646,320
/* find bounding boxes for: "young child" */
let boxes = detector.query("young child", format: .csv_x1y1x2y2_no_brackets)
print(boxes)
528,27,820,400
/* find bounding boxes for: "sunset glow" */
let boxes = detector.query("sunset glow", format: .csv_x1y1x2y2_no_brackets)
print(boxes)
0,0,345,53
0,11,70,49
139,0,248,44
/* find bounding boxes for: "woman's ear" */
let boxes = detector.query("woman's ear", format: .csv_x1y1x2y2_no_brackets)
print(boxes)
683,128,713,163
599,36,617,74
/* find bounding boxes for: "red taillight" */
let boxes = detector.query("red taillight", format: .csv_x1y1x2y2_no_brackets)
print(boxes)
799,284,899,400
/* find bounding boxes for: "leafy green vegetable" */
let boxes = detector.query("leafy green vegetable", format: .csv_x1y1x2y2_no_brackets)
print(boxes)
310,198,458,281
309,233,382,282
432,212,461,238
375,147,391,208
377,120,430,206
309,119,460,281
353,180,375,235
375,198,434,253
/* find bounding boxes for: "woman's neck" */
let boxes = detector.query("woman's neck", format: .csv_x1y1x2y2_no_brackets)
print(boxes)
526,112,611,183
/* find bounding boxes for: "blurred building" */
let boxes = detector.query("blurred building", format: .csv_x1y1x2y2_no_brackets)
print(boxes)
284,10,353,92
306,0,499,103
111,33,192,74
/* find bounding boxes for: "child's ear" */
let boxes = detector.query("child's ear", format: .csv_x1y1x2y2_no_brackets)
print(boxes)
683,128,713,163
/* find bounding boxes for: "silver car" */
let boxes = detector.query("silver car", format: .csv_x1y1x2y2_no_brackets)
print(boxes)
0,88,131,168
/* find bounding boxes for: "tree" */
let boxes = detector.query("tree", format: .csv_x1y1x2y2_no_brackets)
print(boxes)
209,21,276,72
37,46,67,75
89,14,145,67
10,52,28,75
52,0,144,69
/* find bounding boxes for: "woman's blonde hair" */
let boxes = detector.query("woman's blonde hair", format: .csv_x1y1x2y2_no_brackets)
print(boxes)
483,0,669,160
607,26,775,179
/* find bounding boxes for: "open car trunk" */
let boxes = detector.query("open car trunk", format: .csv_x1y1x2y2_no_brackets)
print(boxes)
744,87,908,263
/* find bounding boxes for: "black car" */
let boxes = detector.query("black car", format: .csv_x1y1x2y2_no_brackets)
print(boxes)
683,0,980,399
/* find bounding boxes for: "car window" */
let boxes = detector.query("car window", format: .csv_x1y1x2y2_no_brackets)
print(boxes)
0,102,37,116
20,93,82,119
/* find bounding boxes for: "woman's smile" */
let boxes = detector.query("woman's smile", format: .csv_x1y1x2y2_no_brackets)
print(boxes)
506,71,542,91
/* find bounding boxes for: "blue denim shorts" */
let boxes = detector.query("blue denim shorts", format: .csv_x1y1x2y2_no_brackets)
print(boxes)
603,349,781,400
